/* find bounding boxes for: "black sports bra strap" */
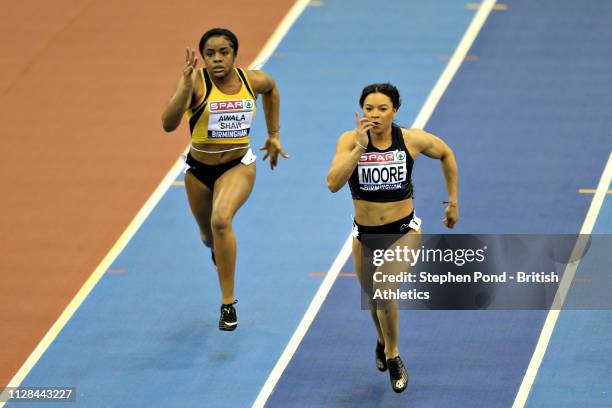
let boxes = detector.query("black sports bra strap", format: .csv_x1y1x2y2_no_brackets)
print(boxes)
393,125,407,151
236,68,255,98
202,68,213,103
394,125,416,161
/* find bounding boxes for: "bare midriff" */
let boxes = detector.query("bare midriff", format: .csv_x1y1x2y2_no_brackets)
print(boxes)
353,197,414,226
190,142,250,165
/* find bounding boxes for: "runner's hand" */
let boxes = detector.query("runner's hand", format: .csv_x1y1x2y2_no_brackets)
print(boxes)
182,48,197,86
354,112,373,150
443,205,459,228
259,135,289,170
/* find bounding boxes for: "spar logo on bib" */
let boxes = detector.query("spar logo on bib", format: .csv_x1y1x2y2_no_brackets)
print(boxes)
208,98,255,138
358,150,407,191
209,99,253,112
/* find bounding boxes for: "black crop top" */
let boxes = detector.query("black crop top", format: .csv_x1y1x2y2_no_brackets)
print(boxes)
348,124,414,202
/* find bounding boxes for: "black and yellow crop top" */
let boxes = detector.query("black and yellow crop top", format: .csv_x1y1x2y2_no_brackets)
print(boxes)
187,68,256,145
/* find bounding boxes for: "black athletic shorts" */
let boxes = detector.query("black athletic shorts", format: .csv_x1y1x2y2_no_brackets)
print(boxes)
353,211,422,250
185,152,245,191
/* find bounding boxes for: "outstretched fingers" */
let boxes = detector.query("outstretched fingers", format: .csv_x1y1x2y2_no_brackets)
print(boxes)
355,112,374,133
259,145,270,161
184,47,197,71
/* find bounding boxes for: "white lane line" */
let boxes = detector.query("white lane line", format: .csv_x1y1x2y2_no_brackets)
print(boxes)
513,151,612,408
2,155,185,400
250,0,311,70
413,0,497,129
1,0,311,403
252,1,497,406
252,238,353,408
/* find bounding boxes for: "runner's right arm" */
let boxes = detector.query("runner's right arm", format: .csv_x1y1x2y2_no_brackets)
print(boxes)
327,131,368,193
162,48,197,132
327,114,373,192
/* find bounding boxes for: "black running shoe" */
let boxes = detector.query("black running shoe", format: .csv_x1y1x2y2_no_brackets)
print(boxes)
376,341,387,372
387,355,409,393
219,300,237,331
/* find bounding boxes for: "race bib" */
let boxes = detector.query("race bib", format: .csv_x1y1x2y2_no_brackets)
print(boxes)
357,150,407,192
208,99,254,139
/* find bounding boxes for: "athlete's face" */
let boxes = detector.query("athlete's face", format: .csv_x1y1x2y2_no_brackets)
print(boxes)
362,93,397,133
203,36,236,79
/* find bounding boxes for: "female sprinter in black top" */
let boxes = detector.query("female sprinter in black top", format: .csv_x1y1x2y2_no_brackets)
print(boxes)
162,28,288,331
327,83,458,392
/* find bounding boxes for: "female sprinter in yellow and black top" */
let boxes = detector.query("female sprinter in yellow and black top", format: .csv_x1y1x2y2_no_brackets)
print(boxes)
162,28,288,331
327,83,458,393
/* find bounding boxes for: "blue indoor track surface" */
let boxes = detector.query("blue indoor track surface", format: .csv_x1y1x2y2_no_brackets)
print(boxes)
8,1,611,407
267,1,612,407
526,199,612,408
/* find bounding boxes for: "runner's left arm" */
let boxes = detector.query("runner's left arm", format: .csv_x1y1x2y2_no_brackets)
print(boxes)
410,129,459,228
248,70,289,170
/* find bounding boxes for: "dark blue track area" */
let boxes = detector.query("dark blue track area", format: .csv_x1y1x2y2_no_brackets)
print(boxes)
267,1,612,407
